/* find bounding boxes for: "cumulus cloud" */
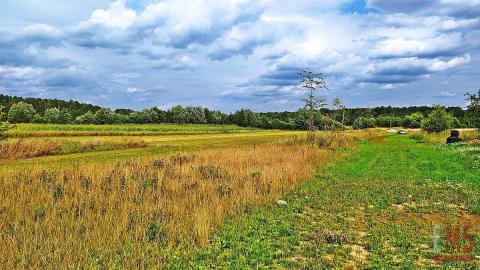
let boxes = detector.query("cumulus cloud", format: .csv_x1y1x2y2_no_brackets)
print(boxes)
0,0,479,110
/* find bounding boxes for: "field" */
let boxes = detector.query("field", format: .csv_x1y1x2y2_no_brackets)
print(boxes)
6,123,257,137
1,124,479,269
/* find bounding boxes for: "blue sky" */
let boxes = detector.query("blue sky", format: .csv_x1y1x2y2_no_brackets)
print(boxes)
0,0,479,112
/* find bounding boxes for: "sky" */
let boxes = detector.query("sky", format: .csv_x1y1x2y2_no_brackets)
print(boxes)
0,0,479,112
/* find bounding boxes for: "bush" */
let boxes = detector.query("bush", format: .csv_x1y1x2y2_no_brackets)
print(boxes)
352,117,376,129
403,113,424,128
0,122,9,141
32,114,46,124
7,102,36,123
421,106,455,133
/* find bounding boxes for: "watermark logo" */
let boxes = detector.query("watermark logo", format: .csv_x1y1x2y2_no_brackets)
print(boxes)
433,221,478,262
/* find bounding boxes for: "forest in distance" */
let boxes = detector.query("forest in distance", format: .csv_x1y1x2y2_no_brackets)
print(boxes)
1,92,479,131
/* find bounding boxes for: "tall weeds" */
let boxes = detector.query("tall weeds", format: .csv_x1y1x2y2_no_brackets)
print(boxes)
410,129,480,144
0,140,60,160
0,138,147,160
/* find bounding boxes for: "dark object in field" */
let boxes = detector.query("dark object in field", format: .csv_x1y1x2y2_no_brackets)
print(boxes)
397,129,406,134
446,130,462,144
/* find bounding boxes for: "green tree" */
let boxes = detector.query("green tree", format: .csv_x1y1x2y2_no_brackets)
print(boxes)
466,89,480,129
32,114,46,123
93,109,117,124
7,102,36,123
185,106,207,124
231,109,258,127
352,117,376,130
44,107,61,123
130,108,161,124
75,111,95,124
421,106,454,133
331,97,346,130
403,113,424,128
58,108,73,124
170,105,189,123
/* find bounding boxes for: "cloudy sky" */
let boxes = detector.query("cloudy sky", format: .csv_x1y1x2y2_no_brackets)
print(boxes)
0,0,479,112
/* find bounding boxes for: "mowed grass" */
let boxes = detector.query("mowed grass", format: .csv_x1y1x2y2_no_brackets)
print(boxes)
177,135,480,269
6,123,257,137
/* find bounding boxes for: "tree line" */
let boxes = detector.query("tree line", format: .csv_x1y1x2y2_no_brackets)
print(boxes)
0,91,479,132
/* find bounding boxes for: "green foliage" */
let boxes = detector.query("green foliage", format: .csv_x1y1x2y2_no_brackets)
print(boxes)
352,116,376,129
421,106,456,133
0,93,101,118
230,109,258,127
0,93,477,129
0,105,5,121
376,115,403,127
75,111,95,124
44,107,61,123
7,101,36,123
32,114,46,123
403,112,424,128
466,89,480,129
0,122,9,140
94,109,118,124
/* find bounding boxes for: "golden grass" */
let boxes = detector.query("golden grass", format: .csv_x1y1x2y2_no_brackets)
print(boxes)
0,132,365,269
0,140,60,160
409,129,480,144
0,138,147,160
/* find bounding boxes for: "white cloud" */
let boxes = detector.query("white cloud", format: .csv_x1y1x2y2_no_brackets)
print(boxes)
381,84,395,90
1,0,479,110
126,87,145,93
81,0,137,29
0,65,44,80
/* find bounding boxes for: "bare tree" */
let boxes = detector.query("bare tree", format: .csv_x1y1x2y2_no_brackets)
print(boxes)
298,70,328,141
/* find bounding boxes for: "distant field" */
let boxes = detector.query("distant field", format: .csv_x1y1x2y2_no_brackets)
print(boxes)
0,123,303,168
6,123,257,137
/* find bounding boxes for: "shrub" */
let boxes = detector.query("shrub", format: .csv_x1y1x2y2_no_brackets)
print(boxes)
421,106,455,133
0,122,9,141
403,113,424,128
352,117,376,129
7,102,36,123
32,114,46,123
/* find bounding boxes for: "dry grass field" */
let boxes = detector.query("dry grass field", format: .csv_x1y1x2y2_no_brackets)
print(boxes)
0,128,367,268
2,125,478,269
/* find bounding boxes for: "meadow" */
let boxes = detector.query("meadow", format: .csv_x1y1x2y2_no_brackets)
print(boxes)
6,123,257,137
0,124,479,269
